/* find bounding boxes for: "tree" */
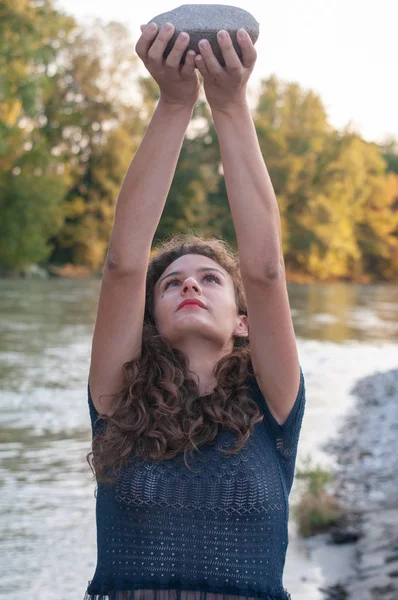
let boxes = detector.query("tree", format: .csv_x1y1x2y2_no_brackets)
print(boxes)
0,0,75,270
254,75,331,272
0,147,66,269
43,21,143,269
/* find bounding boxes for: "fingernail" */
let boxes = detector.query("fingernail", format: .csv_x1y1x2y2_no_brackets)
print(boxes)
218,30,227,40
164,22,173,31
238,28,248,40
147,22,157,33
199,39,209,48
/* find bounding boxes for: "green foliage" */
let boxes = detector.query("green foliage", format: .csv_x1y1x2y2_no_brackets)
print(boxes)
42,21,142,269
0,0,75,163
295,457,333,493
0,4,396,280
379,136,398,174
0,0,75,269
0,159,65,269
254,78,398,281
294,456,342,537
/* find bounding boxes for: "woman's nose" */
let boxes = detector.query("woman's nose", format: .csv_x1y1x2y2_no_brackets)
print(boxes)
182,277,201,293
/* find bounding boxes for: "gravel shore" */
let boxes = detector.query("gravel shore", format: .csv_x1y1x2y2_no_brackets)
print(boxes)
324,368,398,600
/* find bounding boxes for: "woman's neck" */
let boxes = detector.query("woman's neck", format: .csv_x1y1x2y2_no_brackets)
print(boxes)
173,338,233,396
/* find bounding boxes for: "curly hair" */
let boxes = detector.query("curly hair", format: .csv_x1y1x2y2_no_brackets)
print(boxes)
86,233,264,488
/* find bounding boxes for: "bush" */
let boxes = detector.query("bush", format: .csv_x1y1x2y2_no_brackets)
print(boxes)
294,457,342,537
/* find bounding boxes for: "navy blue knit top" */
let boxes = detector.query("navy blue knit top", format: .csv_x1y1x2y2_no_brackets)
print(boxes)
84,364,306,600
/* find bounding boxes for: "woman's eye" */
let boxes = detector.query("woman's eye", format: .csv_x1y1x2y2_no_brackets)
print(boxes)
203,274,221,283
164,273,221,289
164,278,180,289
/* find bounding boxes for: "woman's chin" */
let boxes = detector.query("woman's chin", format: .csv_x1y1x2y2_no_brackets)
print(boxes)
167,319,220,341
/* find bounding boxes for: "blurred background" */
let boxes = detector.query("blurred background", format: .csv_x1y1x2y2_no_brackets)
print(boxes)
0,1,397,599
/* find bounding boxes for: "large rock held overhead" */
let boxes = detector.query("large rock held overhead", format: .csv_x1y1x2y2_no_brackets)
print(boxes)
148,4,260,66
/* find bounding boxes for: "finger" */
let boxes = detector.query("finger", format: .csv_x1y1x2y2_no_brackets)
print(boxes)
198,38,224,78
217,30,242,74
181,49,197,77
237,29,257,69
194,53,209,78
165,31,190,69
148,22,176,67
135,23,159,60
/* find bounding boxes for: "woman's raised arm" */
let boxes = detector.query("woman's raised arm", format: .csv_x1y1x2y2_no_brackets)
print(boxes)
195,30,301,426
89,23,199,415
107,23,200,271
106,98,194,272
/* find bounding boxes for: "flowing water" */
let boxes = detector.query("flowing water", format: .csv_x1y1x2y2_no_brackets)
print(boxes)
1,278,397,599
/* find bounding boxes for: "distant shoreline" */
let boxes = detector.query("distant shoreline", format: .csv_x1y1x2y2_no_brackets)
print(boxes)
0,263,387,284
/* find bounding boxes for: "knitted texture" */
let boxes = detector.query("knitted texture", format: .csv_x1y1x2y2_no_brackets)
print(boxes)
84,364,306,600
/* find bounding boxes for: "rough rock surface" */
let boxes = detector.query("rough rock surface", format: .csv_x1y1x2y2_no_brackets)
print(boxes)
148,4,260,66
323,369,398,600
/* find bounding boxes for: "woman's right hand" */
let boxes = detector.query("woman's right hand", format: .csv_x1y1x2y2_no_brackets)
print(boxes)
136,22,200,108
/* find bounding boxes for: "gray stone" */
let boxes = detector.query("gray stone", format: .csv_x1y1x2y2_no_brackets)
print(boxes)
148,4,260,66
385,553,398,564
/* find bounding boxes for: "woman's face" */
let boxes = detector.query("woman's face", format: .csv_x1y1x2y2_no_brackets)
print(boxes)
153,253,248,349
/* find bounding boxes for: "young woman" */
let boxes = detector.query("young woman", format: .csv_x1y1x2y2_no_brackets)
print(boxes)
84,22,306,600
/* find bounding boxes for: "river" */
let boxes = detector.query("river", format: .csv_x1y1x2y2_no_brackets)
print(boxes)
1,278,397,599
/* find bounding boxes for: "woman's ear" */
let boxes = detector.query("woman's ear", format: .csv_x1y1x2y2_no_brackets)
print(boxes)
234,314,249,338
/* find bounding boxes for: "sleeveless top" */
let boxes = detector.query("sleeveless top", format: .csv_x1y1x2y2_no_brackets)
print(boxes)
84,364,306,600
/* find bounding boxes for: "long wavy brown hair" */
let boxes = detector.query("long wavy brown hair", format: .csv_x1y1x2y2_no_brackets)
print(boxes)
86,234,264,488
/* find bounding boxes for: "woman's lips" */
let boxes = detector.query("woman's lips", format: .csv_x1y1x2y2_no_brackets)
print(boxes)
178,299,207,310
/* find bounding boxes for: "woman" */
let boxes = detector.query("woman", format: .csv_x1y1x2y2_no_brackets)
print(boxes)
85,21,306,600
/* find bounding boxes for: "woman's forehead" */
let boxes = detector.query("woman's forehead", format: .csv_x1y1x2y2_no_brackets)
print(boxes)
162,254,226,277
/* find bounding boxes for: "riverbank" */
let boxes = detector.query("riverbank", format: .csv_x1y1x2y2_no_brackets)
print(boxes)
0,262,379,284
0,263,98,279
321,368,398,599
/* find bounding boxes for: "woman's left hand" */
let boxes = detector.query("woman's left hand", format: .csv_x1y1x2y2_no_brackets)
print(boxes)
195,29,257,113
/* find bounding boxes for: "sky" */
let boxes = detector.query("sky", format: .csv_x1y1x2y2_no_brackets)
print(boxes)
55,0,397,143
